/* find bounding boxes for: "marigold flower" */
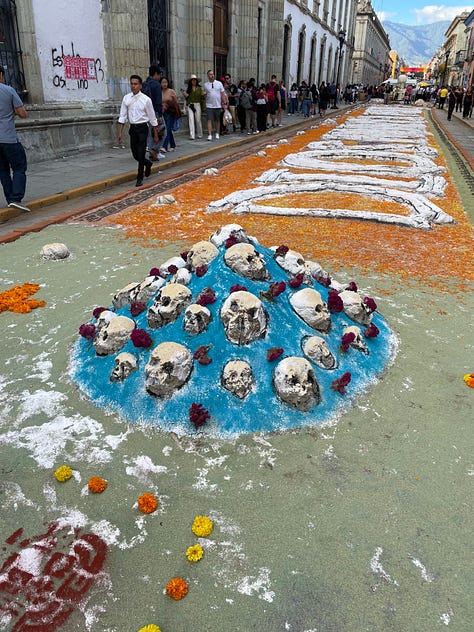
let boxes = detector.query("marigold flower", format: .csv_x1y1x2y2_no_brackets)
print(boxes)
186,543,204,562
166,577,188,600
463,372,474,388
192,515,213,537
137,492,158,514
55,465,73,482
88,476,107,493
138,625,161,632
0,283,46,314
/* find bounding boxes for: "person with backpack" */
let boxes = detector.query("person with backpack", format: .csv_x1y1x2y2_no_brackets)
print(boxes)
266,74,280,128
117,75,159,187
141,65,163,161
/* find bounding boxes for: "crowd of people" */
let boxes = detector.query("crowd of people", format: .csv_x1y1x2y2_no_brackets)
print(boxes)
117,65,473,187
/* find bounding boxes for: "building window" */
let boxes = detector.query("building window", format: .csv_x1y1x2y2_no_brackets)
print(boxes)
148,0,168,76
0,0,27,97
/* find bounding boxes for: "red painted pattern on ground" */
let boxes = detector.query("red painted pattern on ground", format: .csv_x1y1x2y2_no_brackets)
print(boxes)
0,523,107,631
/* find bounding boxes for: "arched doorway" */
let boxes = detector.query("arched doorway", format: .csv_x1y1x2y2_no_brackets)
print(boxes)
214,0,229,79
148,0,168,76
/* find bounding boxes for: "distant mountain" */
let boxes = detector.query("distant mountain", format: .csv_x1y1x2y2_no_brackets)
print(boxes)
382,21,450,66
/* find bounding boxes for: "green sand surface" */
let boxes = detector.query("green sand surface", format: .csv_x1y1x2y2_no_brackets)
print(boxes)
0,223,472,631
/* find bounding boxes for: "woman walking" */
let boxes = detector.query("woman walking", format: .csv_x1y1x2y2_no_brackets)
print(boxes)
288,83,298,115
255,83,268,132
160,77,181,152
277,79,287,125
183,74,204,140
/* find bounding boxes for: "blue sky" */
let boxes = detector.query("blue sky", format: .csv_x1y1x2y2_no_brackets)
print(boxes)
373,2,472,25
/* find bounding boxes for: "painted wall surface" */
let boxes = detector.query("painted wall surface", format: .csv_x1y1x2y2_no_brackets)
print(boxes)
32,0,108,103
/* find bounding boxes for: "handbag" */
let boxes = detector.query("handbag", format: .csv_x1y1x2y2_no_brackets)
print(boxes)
223,109,232,125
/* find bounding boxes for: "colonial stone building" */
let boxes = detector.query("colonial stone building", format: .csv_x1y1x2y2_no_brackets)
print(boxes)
283,0,357,89
351,0,390,86
3,0,355,161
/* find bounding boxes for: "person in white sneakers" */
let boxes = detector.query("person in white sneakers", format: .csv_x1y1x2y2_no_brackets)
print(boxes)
0,67,30,212
203,70,227,140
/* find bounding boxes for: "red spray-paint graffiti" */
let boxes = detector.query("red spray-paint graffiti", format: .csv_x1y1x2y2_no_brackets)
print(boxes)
0,523,107,631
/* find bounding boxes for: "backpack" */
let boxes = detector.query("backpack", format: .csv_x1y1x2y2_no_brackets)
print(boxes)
240,89,252,109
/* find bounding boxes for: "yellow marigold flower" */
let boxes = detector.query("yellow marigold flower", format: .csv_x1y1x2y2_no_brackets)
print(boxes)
166,576,188,600
191,515,213,537
137,492,158,514
137,625,161,632
186,543,204,562
463,372,474,388
54,465,73,482
88,476,108,493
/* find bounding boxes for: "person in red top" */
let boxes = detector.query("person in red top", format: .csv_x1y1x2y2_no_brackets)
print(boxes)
266,74,280,128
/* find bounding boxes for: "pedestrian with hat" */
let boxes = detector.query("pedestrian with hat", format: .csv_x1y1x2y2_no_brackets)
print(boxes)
182,74,204,140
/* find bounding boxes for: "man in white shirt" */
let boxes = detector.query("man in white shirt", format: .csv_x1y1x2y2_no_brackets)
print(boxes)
118,75,159,186
203,70,227,141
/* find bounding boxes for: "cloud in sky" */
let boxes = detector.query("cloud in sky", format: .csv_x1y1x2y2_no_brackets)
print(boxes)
412,5,472,24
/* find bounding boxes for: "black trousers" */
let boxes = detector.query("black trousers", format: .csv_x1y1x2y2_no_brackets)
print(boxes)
129,123,149,178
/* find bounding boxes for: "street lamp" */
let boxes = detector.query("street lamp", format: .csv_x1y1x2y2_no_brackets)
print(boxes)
443,50,449,86
334,29,346,108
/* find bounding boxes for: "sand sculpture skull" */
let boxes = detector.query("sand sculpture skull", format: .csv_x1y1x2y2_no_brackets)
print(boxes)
220,291,268,345
338,290,373,326
186,241,219,270
273,356,320,411
224,243,269,280
110,352,138,382
130,275,165,304
221,360,255,399
95,310,117,334
302,335,337,369
275,248,311,282
343,325,369,355
145,341,193,397
147,283,192,329
183,304,212,335
210,224,250,248
93,315,135,356
289,288,331,333
112,282,141,309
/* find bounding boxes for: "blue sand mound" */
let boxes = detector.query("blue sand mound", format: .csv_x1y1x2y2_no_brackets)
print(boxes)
70,242,394,437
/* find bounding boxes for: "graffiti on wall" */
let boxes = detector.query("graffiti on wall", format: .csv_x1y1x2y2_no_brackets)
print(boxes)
51,41,104,90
